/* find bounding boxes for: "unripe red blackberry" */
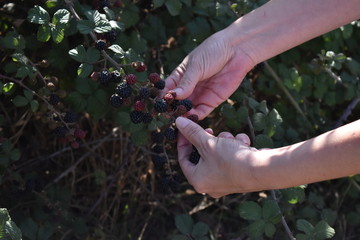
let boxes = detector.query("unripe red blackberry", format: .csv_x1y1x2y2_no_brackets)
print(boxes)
115,82,132,98
163,92,175,104
142,112,153,124
70,140,80,149
125,74,137,85
74,128,86,139
148,72,160,84
49,94,60,105
111,70,122,83
130,111,144,124
131,61,147,72
154,79,165,90
90,71,99,81
154,99,168,113
110,94,123,108
164,127,177,141
187,114,199,123
175,105,187,116
133,100,145,111
99,70,110,85
95,39,107,50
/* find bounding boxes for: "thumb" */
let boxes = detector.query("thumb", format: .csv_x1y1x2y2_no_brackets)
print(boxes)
175,117,210,148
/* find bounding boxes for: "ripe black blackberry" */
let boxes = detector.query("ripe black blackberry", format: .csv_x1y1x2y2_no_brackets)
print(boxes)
99,70,110,85
151,131,164,144
179,99,193,111
164,127,177,141
54,126,68,137
151,155,166,170
111,70,122,83
64,111,77,123
115,82,132,98
95,39,107,51
99,0,109,8
139,87,150,99
49,93,60,105
142,112,153,124
130,111,144,124
104,30,117,43
110,94,123,108
153,99,168,113
154,79,165,90
189,147,200,164
152,144,164,154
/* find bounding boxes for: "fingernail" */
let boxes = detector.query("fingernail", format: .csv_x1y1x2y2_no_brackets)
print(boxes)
175,117,190,129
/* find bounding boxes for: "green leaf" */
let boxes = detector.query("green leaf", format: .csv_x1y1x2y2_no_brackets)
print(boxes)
236,106,248,124
109,20,125,31
77,63,93,78
15,66,34,79
262,200,281,223
37,24,51,42
69,45,86,62
3,82,15,94
256,100,269,114
22,89,33,101
252,112,266,131
264,222,276,237
248,219,265,238
85,47,100,63
20,218,38,240
11,53,28,64
103,7,115,20
5,220,22,240
108,44,125,55
267,109,282,125
165,0,183,16
153,0,165,8
13,95,29,107
238,201,262,221
253,134,273,149
51,25,65,44
30,100,39,112
281,186,306,204
10,149,21,161
296,219,314,235
175,214,194,235
94,20,112,33
313,221,335,240
191,222,209,238
52,9,70,26
77,20,95,34
172,235,188,240
27,5,50,24
115,112,130,127
0,31,26,50
131,130,148,145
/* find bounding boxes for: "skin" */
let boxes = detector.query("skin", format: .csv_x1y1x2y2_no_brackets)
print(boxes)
164,0,360,197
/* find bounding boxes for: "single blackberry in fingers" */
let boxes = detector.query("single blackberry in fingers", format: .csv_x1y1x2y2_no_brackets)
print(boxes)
110,94,123,108
179,99,193,111
95,39,107,51
164,127,177,141
130,111,144,124
187,114,199,123
189,148,200,164
154,99,168,113
154,79,165,90
163,92,175,104
115,82,132,98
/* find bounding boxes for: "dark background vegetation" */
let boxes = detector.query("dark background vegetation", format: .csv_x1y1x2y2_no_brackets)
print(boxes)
1,0,360,239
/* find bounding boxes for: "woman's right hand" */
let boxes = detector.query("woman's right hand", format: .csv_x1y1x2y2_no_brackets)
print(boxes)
164,29,256,120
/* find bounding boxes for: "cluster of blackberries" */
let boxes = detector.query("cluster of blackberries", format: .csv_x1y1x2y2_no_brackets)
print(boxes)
94,30,118,51
54,126,86,149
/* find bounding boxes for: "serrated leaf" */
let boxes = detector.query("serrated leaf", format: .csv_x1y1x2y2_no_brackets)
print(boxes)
1,31,25,50
15,66,34,78
30,100,39,112
103,7,115,20
268,109,283,125
77,20,95,34
175,214,193,235
85,47,100,63
109,20,125,31
238,201,262,221
13,95,29,107
27,5,50,24
264,222,276,237
94,20,112,33
171,234,187,240
281,186,305,204
115,112,130,126
165,0,182,16
51,25,65,44
256,100,269,114
131,130,148,145
52,9,70,26
37,24,51,42
253,134,273,149
69,45,86,62
262,200,281,223
77,63,93,78
314,220,335,240
10,149,21,161
20,218,37,240
108,44,125,55
153,0,165,8
296,219,314,235
3,82,15,94
191,222,209,238
248,219,265,238
252,112,266,131
23,89,33,101
11,53,28,64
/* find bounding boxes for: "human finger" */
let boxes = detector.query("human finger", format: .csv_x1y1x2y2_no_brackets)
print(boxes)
235,133,251,146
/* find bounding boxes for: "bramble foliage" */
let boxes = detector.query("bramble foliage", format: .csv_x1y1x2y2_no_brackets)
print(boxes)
0,0,360,239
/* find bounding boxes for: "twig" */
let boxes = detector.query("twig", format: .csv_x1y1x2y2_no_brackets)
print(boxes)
334,96,360,129
270,190,296,240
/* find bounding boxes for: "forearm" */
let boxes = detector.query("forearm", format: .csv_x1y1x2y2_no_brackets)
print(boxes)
255,120,360,189
225,0,360,64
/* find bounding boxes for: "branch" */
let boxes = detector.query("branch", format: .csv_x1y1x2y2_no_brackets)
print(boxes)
334,96,360,129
